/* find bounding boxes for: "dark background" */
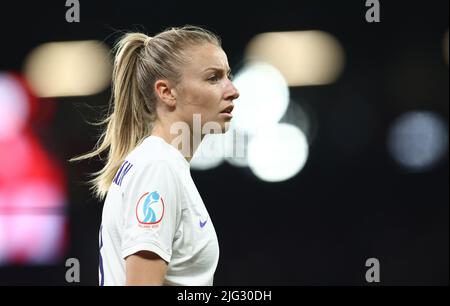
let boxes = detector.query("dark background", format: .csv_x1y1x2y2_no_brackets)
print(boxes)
0,0,448,285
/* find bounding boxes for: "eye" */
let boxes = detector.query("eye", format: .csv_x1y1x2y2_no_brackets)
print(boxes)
227,73,234,81
208,75,219,82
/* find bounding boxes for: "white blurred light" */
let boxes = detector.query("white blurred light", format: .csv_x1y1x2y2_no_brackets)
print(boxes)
190,134,225,170
224,125,250,167
387,111,448,172
0,73,29,140
248,123,309,182
24,40,112,97
232,62,289,135
245,30,345,86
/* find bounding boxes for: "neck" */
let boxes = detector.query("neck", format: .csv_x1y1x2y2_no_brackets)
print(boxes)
151,120,203,163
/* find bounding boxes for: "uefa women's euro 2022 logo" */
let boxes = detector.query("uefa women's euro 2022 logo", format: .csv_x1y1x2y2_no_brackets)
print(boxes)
135,191,165,228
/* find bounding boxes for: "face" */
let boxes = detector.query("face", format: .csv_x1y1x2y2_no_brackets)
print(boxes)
173,43,240,135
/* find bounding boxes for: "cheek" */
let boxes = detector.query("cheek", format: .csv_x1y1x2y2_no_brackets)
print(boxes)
184,85,221,116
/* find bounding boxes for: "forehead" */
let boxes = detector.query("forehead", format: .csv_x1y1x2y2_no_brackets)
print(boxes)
184,43,229,73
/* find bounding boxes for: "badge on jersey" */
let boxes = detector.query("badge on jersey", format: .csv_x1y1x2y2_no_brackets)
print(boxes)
135,191,165,228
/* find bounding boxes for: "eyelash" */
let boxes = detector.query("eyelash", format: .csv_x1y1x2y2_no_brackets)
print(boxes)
208,75,219,82
208,73,234,82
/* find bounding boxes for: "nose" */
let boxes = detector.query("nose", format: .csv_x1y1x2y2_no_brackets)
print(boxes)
224,81,240,101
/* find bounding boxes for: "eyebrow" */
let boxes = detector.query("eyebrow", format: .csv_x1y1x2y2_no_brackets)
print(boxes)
203,67,232,74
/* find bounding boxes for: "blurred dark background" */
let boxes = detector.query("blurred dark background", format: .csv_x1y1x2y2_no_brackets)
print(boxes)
0,0,448,285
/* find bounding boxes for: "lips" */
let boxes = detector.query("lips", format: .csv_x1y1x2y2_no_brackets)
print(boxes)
220,104,234,114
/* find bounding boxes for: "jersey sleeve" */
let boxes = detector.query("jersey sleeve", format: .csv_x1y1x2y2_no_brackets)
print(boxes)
121,160,181,263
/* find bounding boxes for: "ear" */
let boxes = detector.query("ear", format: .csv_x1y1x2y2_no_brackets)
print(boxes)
154,79,176,107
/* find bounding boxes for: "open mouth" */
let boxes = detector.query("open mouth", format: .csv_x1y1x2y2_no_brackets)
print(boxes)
220,105,234,114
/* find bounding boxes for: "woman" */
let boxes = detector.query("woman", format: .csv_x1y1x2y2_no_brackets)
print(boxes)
70,25,239,285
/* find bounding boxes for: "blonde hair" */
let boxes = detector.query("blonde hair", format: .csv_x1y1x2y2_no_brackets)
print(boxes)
69,25,221,200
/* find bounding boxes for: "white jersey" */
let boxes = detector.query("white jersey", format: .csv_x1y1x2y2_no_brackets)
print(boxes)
99,135,220,286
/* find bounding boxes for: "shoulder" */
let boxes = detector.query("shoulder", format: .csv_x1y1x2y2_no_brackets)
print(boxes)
118,137,184,192
130,137,180,166
124,159,179,189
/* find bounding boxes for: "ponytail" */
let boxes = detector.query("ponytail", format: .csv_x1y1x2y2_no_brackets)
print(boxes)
70,33,154,200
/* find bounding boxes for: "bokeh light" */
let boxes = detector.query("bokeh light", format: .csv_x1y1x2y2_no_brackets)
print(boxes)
232,62,289,135
245,30,345,86
247,123,309,182
24,40,112,97
387,111,448,172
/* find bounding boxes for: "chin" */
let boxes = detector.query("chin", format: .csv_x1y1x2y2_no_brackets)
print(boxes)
202,118,231,135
